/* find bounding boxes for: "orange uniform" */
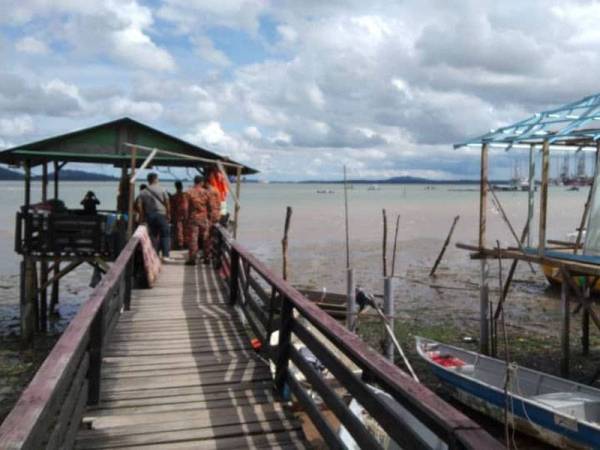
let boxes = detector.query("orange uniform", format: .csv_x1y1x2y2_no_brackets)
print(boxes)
186,185,210,261
170,191,188,249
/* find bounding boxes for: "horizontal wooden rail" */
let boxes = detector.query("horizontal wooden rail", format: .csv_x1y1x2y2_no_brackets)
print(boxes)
0,227,147,450
216,225,501,450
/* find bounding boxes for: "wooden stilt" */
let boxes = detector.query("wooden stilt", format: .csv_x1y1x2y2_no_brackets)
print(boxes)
21,258,36,344
383,277,394,361
527,144,536,248
40,163,48,332
51,162,60,314
479,143,490,355
560,272,570,377
538,140,550,256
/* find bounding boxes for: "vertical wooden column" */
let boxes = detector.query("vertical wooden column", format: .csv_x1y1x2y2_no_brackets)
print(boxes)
229,248,240,305
527,144,536,247
274,296,293,398
479,143,490,355
538,140,550,256
384,277,394,361
127,146,137,238
51,162,60,314
88,305,104,405
233,166,242,238
560,274,570,377
40,163,48,332
21,161,35,344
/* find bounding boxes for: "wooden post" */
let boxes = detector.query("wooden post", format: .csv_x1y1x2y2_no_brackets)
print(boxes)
40,163,48,332
382,209,388,277
274,296,293,398
429,215,460,277
538,140,550,256
229,248,240,305
127,146,137,238
233,166,242,238
391,214,400,277
21,161,35,343
383,277,394,361
346,268,356,332
51,161,60,314
527,144,536,247
281,207,292,281
88,306,104,405
123,259,133,311
479,144,490,355
560,272,570,377
343,165,350,269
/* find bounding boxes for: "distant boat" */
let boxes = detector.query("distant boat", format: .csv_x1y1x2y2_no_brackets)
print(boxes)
417,336,600,449
367,184,380,191
316,189,335,194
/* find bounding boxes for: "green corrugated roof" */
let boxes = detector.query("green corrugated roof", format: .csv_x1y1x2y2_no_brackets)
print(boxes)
0,117,257,175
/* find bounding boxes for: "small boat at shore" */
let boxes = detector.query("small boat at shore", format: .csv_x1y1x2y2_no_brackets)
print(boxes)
416,336,600,449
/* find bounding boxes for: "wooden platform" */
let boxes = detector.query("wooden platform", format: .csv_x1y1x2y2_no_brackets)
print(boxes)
75,260,306,449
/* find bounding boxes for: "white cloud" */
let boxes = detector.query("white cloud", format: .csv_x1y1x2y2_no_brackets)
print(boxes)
192,35,231,67
15,36,49,54
0,115,34,137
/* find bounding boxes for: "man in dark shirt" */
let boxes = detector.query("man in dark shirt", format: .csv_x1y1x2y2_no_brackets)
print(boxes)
139,173,173,262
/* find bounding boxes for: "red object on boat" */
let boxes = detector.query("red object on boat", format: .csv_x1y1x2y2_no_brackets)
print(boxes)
431,354,465,368
251,338,262,351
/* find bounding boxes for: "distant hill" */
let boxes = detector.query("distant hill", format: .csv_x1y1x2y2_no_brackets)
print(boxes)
0,166,23,180
0,166,117,181
296,176,505,185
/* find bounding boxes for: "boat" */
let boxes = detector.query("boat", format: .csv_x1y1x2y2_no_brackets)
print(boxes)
368,184,381,191
416,336,600,449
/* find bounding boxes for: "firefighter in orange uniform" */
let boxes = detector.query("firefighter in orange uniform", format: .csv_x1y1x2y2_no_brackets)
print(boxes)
203,177,222,261
169,181,188,249
185,176,210,265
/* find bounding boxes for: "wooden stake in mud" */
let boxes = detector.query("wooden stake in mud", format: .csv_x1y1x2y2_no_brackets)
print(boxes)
383,277,394,361
391,214,401,277
382,209,388,277
479,143,490,355
282,207,292,281
488,183,535,274
343,165,350,268
429,215,460,277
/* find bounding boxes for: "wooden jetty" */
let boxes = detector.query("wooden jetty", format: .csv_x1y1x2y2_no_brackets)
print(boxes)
0,225,501,449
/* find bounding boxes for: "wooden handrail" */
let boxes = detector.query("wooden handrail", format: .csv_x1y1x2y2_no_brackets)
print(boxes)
216,225,501,449
0,228,143,449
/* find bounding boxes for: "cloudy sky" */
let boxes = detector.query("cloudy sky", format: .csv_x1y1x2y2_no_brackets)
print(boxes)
1,0,599,181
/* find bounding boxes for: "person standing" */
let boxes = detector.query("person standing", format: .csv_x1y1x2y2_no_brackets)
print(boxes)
204,177,221,261
170,181,188,249
139,173,173,262
186,175,210,265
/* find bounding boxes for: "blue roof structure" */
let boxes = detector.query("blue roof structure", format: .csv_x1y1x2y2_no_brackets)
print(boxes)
455,93,600,149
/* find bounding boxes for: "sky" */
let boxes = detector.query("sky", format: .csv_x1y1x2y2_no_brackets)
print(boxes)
1,0,600,181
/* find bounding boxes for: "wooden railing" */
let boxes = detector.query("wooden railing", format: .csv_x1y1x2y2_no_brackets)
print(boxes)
215,226,502,450
0,227,141,450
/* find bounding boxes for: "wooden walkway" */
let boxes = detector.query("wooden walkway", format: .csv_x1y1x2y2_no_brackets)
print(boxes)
75,260,306,449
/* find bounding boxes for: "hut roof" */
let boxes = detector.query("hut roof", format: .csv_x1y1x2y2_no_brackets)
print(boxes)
455,93,600,150
0,117,257,175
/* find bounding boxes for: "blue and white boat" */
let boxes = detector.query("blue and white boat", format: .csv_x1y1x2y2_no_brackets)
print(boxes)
416,336,600,449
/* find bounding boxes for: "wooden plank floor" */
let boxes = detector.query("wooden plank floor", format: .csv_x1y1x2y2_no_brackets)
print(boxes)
76,258,306,449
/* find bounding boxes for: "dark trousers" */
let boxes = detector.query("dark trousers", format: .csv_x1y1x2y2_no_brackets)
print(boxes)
147,212,170,257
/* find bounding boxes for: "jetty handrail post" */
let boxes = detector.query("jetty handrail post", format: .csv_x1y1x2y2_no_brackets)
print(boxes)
229,248,240,305
384,277,394,361
123,258,133,311
87,302,104,405
274,295,294,398
346,268,356,331
479,143,490,355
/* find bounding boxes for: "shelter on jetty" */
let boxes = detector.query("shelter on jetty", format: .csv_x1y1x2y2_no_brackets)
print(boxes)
455,93,600,376
0,117,256,343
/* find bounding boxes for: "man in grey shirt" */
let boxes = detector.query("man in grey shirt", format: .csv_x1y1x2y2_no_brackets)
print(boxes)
139,172,173,261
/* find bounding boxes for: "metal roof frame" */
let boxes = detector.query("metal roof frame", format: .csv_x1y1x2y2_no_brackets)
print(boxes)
455,93,600,149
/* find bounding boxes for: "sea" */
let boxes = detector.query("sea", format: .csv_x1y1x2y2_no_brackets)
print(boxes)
0,180,588,336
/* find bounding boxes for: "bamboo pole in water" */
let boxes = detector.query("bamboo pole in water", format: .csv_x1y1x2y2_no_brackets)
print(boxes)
429,215,459,277
282,207,292,281
382,209,388,277
390,214,400,277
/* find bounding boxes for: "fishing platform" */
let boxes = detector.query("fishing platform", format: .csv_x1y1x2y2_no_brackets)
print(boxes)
455,93,600,377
